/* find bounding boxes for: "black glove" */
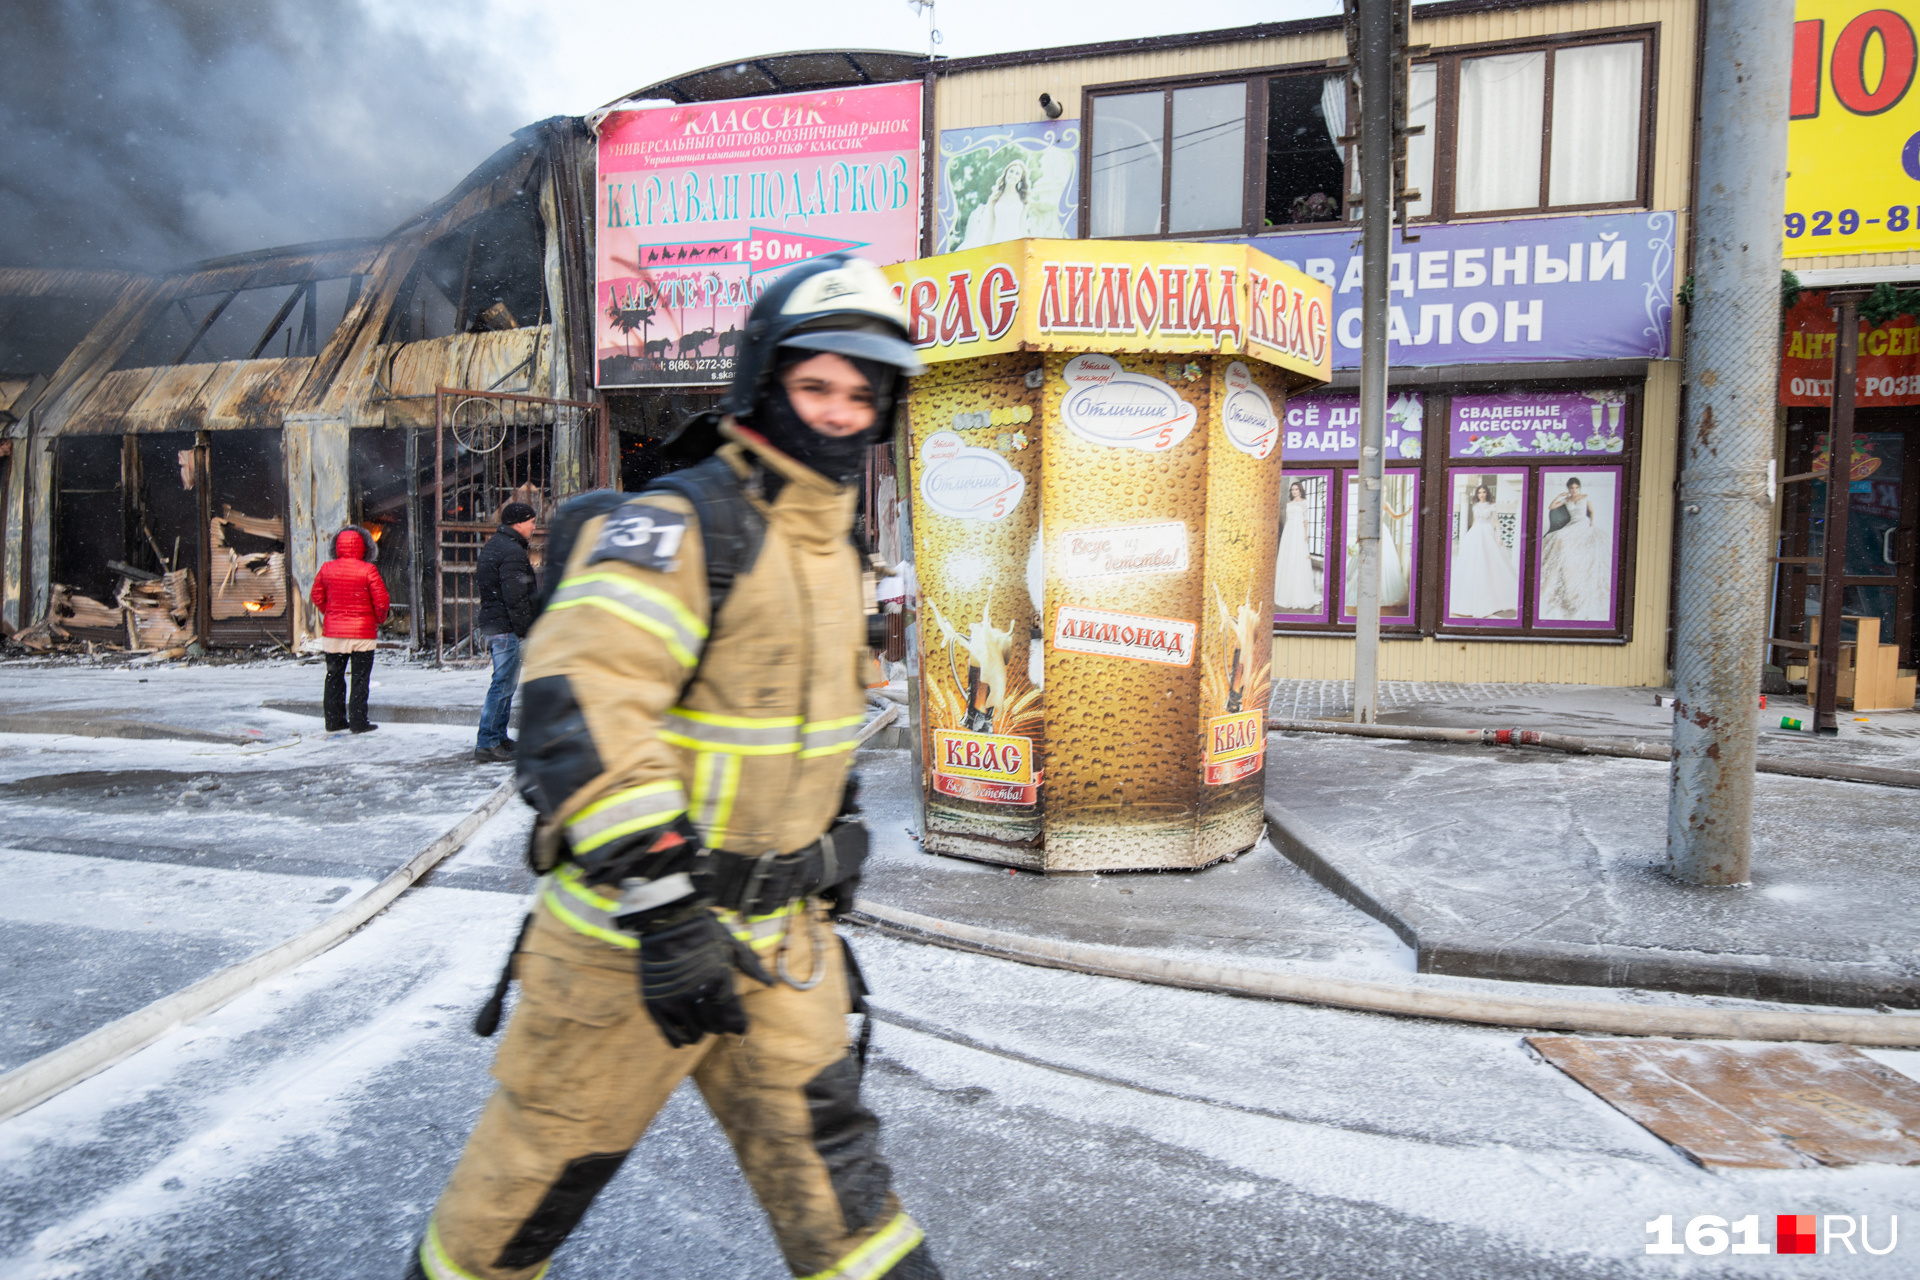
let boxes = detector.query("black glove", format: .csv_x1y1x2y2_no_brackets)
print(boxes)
818,818,869,922
630,906,763,1048
574,813,701,887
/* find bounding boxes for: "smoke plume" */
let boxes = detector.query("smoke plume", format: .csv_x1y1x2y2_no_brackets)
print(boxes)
0,0,532,272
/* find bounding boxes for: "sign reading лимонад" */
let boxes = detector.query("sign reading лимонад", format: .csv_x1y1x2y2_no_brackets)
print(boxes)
1236,211,1675,369
1051,605,1196,667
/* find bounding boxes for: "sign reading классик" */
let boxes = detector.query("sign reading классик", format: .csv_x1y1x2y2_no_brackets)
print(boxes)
1234,211,1675,369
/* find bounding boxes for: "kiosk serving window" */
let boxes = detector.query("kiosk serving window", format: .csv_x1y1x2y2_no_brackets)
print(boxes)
1274,386,1641,639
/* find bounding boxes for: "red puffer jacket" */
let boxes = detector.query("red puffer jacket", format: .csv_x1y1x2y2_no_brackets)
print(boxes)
310,527,391,639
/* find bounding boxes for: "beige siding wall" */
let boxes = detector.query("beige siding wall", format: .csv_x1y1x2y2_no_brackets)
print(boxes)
935,0,1698,218
931,0,1697,689
1785,248,1920,274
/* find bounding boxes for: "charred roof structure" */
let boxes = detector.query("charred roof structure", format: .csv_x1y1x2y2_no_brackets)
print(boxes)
1,119,611,652
0,43,935,654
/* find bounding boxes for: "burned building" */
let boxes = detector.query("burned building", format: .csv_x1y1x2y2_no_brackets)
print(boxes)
1,120,604,654
0,49,937,655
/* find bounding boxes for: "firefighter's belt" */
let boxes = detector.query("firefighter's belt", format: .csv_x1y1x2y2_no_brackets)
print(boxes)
694,831,862,918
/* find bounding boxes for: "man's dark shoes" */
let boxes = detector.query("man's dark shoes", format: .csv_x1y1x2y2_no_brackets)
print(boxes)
350,722,379,734
474,744,514,764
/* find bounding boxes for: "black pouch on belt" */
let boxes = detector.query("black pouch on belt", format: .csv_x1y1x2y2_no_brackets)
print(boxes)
696,819,869,916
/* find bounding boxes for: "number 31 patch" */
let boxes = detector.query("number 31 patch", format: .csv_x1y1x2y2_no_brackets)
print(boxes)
590,503,687,572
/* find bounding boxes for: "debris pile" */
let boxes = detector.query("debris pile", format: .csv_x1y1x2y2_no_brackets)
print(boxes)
211,507,286,619
122,569,196,648
18,565,196,652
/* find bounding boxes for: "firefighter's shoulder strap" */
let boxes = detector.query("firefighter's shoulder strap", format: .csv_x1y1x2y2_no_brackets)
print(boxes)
532,454,766,625
640,453,767,621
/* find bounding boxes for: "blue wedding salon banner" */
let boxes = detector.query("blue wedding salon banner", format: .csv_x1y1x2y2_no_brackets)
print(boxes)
1233,211,1675,369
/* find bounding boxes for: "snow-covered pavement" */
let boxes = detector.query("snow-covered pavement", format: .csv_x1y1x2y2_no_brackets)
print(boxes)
1,659,1917,1277
0,709,511,1070
1,795,1914,1277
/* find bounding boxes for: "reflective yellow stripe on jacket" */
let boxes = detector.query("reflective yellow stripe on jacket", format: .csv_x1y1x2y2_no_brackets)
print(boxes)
546,571,707,668
566,779,688,856
660,707,804,754
799,1211,926,1280
689,750,743,848
539,862,803,954
800,714,865,759
541,863,637,950
662,708,807,849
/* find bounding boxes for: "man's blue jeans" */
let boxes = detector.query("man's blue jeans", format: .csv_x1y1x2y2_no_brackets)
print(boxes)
478,632,522,749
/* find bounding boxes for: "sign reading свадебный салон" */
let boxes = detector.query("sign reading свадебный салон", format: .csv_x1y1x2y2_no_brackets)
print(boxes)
1234,211,1674,369
595,83,922,388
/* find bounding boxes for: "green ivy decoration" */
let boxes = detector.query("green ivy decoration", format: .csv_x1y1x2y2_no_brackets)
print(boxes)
1858,281,1920,328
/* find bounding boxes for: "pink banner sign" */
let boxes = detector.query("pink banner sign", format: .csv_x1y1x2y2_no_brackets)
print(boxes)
595,82,923,388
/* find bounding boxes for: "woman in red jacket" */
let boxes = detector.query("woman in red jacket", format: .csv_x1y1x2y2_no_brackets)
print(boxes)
310,526,390,733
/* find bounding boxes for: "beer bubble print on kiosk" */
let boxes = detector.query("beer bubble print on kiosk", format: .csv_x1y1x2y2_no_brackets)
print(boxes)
888,240,1331,872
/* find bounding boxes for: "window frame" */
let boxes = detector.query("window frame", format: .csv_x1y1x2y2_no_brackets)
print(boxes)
1419,26,1659,223
1076,24,1658,239
1273,380,1644,643
1080,60,1345,241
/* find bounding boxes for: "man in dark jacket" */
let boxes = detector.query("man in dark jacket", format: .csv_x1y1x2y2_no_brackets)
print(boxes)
473,501,538,763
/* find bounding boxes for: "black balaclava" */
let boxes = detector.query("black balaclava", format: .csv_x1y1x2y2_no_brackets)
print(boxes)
746,349,897,486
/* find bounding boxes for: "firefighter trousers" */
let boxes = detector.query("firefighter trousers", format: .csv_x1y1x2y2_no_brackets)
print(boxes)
416,896,935,1280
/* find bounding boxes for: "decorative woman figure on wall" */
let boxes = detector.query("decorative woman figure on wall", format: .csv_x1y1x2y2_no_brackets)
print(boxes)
962,158,1031,248
1274,478,1322,612
1539,476,1609,620
1378,490,1412,611
1450,482,1519,618
1344,482,1412,612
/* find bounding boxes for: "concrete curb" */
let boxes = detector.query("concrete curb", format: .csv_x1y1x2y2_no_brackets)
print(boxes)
261,699,494,728
846,900,1920,1046
0,713,257,745
1262,803,1920,1010
0,780,517,1125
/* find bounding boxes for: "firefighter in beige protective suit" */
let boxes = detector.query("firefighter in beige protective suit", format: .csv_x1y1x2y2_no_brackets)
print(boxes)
409,256,938,1280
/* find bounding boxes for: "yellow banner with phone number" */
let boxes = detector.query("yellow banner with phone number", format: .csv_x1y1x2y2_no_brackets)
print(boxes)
1785,1,1920,257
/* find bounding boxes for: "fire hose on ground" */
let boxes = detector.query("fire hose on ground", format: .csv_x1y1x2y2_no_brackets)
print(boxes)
1265,717,1920,791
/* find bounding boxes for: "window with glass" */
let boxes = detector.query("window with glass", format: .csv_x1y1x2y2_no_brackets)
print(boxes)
1080,28,1651,239
1451,39,1647,215
1089,82,1250,237
1273,385,1642,640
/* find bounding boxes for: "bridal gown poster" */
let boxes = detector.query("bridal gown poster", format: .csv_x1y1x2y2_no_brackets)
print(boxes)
1273,470,1332,623
1340,470,1419,623
1536,467,1621,627
1445,471,1527,627
936,122,1081,253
